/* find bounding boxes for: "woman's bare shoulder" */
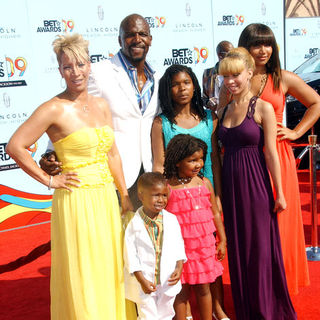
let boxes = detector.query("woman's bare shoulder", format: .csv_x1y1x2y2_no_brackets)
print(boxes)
280,69,305,92
35,95,66,116
255,98,274,116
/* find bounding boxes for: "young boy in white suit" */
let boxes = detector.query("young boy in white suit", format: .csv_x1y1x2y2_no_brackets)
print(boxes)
124,172,186,320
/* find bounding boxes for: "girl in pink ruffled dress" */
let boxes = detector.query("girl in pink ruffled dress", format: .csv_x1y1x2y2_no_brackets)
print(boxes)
164,134,227,320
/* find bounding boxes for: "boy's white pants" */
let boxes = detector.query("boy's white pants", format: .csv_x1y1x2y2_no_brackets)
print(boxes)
137,285,176,320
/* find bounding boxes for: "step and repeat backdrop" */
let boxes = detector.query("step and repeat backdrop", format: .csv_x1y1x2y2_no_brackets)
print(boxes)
285,0,320,71
0,0,319,230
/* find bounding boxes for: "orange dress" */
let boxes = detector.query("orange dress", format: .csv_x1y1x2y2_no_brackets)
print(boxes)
260,75,310,295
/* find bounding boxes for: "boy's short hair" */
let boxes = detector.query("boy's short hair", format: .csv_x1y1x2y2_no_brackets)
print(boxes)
137,172,167,191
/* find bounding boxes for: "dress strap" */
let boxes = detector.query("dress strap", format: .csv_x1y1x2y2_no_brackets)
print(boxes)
220,105,229,124
247,96,258,119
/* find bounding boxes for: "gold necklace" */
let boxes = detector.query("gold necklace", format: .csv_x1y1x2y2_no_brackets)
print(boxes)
257,73,267,97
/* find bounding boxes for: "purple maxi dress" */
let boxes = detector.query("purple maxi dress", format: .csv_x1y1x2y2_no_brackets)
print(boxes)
218,97,296,320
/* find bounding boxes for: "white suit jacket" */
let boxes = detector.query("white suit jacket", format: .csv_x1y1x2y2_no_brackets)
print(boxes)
88,52,161,188
123,208,187,303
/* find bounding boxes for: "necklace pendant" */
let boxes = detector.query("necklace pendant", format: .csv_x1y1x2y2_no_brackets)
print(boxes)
195,205,199,210
83,105,89,113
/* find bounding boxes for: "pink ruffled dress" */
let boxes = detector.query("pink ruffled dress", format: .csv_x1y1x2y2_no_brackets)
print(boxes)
166,183,223,284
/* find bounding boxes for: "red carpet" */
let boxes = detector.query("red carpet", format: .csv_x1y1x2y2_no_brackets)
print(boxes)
0,171,319,319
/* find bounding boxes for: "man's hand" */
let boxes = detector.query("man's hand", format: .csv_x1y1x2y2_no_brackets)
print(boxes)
39,151,62,176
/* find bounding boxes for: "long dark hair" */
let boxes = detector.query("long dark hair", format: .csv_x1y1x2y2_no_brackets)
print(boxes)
158,64,206,124
238,23,281,90
163,134,207,180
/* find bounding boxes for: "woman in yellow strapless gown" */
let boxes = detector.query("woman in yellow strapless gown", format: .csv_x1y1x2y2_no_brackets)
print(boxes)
51,126,127,319
6,33,136,319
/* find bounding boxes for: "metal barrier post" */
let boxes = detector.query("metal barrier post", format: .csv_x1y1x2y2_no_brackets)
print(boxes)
306,134,320,261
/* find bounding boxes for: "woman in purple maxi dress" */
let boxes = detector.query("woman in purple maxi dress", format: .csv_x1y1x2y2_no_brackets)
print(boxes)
218,48,296,320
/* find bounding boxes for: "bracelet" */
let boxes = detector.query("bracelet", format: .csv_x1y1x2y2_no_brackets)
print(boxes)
48,176,53,190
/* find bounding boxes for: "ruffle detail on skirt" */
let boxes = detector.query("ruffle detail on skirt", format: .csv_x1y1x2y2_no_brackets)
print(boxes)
183,233,216,250
181,256,224,284
174,207,214,225
186,245,216,260
179,220,215,239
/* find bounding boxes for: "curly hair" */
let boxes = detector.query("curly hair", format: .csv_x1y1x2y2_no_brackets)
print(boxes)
52,33,89,64
238,23,281,90
163,134,207,180
159,64,206,125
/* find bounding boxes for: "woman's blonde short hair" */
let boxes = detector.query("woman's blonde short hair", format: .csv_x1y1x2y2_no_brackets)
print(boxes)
219,47,255,76
52,33,89,64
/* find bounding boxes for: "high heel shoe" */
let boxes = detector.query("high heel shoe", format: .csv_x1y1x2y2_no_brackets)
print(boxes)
212,312,231,320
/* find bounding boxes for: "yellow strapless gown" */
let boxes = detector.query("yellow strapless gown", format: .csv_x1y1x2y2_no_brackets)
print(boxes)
51,126,136,320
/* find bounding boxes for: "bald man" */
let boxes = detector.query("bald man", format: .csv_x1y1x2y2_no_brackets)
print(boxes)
202,41,233,111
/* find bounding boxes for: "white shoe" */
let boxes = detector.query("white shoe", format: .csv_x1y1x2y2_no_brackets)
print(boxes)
213,313,231,320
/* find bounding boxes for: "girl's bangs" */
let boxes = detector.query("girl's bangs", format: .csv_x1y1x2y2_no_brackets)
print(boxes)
219,58,245,76
249,33,273,47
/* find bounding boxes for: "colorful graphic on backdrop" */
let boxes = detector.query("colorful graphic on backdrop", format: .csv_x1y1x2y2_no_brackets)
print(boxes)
0,56,27,88
145,16,166,28
217,14,245,26
163,47,209,66
0,184,51,232
0,142,38,172
36,19,74,33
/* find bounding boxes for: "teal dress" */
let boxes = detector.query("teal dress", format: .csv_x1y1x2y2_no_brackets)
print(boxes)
160,109,214,185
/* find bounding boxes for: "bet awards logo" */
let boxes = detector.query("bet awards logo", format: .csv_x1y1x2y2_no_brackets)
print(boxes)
145,16,166,28
218,15,245,26
290,28,307,36
163,47,208,66
90,53,114,63
0,56,27,88
304,48,319,59
37,19,74,33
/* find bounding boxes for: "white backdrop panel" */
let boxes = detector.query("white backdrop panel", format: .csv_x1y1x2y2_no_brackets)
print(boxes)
285,17,320,71
211,0,285,67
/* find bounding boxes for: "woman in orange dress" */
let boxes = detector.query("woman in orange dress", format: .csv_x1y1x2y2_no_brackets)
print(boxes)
237,23,320,295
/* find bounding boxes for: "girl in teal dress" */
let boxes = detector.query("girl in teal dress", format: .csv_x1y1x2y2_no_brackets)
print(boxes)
151,64,229,320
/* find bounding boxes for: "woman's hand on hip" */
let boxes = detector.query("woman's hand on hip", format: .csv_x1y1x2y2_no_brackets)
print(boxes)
50,172,80,192
277,122,299,141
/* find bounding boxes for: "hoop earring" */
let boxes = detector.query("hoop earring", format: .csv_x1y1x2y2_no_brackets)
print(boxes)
60,77,66,89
